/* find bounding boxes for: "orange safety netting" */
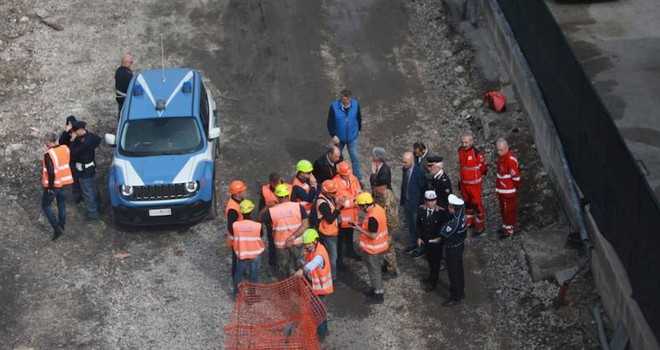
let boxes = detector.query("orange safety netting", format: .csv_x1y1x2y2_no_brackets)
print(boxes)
224,276,327,350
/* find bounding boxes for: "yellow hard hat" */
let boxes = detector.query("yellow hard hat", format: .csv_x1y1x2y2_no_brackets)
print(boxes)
356,192,374,205
274,183,290,197
296,159,314,173
239,199,255,214
302,228,320,245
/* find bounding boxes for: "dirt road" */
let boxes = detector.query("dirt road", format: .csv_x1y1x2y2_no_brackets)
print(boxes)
1,0,598,349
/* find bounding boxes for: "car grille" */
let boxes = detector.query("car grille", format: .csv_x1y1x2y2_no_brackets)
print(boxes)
131,183,191,201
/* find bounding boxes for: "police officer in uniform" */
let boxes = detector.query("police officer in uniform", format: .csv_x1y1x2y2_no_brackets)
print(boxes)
438,194,468,307
115,53,134,116
69,121,102,220
425,156,452,209
416,190,450,292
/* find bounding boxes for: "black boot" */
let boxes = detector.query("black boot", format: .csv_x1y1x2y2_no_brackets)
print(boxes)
51,226,63,241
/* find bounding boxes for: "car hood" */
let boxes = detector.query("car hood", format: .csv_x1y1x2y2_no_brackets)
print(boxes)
113,146,212,186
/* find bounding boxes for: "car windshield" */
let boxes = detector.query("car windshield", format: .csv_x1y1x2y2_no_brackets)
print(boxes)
120,117,203,156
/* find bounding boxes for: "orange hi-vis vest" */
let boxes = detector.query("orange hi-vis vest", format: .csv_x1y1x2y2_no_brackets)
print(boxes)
316,194,338,237
261,183,292,207
305,243,334,296
232,219,265,260
41,145,74,188
269,201,303,248
224,198,244,248
292,177,313,214
359,204,390,255
333,174,360,228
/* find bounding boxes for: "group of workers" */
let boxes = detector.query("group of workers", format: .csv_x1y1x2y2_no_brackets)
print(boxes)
225,91,523,325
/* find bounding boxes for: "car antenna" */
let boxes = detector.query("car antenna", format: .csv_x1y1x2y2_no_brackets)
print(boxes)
160,33,166,83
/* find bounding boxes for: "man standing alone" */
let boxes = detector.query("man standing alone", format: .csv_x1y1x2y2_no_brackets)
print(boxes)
115,53,134,116
327,89,362,180
495,138,521,238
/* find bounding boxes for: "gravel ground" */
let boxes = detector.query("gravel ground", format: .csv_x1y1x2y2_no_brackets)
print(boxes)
0,0,601,349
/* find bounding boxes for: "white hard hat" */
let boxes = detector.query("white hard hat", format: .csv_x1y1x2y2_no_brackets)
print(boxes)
424,190,437,200
448,194,464,206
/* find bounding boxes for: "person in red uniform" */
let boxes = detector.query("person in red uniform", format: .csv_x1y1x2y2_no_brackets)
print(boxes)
495,138,520,238
458,131,487,235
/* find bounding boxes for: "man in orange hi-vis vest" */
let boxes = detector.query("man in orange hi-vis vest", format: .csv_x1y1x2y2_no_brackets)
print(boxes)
231,199,264,296
295,228,332,340
353,192,389,304
41,132,74,241
333,161,362,268
263,184,309,278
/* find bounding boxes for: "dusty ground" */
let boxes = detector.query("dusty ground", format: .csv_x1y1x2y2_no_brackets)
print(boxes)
1,0,599,349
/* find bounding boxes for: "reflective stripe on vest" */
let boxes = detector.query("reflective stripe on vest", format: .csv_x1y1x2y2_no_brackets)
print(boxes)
359,205,390,255
224,199,244,248
269,202,303,248
305,243,334,296
232,220,264,260
316,195,338,236
41,145,74,188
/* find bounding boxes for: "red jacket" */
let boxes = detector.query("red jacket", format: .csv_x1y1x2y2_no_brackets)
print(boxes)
458,146,487,184
496,151,520,195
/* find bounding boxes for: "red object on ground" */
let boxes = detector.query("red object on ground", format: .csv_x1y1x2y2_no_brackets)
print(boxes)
484,91,506,112
224,276,326,350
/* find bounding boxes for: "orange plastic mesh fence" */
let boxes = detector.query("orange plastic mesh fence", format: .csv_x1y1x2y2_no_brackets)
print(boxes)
224,276,327,350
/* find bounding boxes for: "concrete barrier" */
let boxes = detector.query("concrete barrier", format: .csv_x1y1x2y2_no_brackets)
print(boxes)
478,0,660,348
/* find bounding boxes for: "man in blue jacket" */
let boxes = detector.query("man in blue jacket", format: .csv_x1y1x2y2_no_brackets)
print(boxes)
327,89,362,180
400,151,426,256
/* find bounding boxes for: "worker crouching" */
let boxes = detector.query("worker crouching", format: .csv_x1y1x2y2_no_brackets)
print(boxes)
295,228,333,339
353,192,389,304
231,200,265,296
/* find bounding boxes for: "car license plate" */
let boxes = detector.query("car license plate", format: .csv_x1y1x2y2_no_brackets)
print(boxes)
149,208,172,217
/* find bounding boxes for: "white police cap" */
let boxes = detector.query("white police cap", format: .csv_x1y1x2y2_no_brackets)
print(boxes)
424,190,437,200
448,194,464,206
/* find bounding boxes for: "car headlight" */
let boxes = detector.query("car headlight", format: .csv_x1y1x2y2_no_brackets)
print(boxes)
185,181,199,193
120,184,133,197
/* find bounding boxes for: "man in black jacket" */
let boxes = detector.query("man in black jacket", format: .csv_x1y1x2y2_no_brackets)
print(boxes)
426,156,452,209
440,194,468,307
401,152,427,256
416,190,450,291
312,144,342,185
58,115,82,203
115,53,134,116
69,121,102,220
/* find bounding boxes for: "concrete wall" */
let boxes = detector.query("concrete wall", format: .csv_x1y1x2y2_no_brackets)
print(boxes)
478,0,660,348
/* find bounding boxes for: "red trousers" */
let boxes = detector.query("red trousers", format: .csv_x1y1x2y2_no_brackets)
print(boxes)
460,183,485,232
497,194,518,235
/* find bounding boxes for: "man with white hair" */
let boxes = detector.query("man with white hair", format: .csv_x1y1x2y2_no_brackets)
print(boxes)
495,138,521,238
425,155,452,209
115,53,134,116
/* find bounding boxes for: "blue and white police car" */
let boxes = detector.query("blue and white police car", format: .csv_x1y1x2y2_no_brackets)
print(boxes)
105,68,220,225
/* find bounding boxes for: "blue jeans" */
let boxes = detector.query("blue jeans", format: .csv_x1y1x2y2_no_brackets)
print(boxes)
79,175,99,218
321,236,338,280
42,189,66,229
233,255,260,294
403,206,418,248
339,138,361,180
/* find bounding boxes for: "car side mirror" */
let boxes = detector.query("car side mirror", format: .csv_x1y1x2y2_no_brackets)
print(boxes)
105,133,116,147
209,127,220,140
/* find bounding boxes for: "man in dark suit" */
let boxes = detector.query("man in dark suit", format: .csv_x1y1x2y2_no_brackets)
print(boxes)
313,144,342,185
400,151,426,255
